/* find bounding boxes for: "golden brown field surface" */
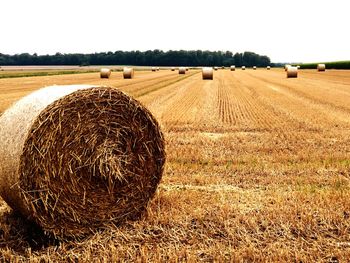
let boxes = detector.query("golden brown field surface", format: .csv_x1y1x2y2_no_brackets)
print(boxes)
0,69,350,261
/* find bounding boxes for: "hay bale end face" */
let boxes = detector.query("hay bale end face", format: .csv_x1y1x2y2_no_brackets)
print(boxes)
0,85,166,238
287,66,298,78
202,67,213,80
100,68,111,78
317,64,326,71
230,65,235,71
123,67,134,79
178,67,186,74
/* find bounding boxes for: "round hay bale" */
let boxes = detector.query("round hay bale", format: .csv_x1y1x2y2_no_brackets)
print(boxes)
123,67,134,79
221,66,225,69
0,85,166,238
253,66,257,70
214,67,218,71
151,67,156,72
230,65,235,71
178,67,186,74
156,67,160,71
202,67,213,80
286,66,298,78
297,65,301,69
171,67,175,71
267,66,271,70
185,67,189,71
317,64,326,72
284,64,291,71
100,68,111,78
242,66,246,70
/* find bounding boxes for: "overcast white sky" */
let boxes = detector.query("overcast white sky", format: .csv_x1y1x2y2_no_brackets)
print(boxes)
1,0,349,63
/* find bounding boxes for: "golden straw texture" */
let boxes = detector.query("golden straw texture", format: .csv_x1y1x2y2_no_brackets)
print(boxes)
0,85,166,238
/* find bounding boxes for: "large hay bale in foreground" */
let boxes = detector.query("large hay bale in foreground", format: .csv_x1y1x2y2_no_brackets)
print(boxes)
202,67,213,80
317,63,326,71
178,67,186,74
123,67,134,79
0,85,166,238
286,66,298,78
100,68,111,78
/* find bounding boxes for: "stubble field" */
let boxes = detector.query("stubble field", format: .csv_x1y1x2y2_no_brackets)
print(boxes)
0,68,349,261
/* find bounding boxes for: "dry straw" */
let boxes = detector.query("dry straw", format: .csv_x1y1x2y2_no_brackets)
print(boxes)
284,64,291,71
0,85,166,239
123,67,134,79
178,67,186,74
100,68,111,78
230,65,235,71
317,64,326,71
202,67,213,80
287,66,298,78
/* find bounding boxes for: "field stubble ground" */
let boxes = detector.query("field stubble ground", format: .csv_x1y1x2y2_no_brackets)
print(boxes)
0,69,349,261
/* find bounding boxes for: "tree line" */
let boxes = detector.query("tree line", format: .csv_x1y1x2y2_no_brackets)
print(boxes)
0,50,271,67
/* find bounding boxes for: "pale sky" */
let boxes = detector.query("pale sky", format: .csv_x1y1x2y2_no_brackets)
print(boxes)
1,0,349,63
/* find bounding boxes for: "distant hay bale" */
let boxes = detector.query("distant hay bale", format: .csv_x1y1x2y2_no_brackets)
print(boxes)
221,66,225,69
253,66,257,70
100,68,111,78
267,66,271,70
284,64,291,71
202,67,213,80
151,67,156,72
297,65,301,69
242,66,246,70
286,66,298,78
230,65,235,71
156,67,160,71
185,67,189,71
317,64,326,71
0,85,166,238
214,67,218,71
179,67,186,74
123,67,134,79
171,67,175,71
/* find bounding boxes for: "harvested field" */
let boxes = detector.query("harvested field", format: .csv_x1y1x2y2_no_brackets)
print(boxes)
0,68,350,261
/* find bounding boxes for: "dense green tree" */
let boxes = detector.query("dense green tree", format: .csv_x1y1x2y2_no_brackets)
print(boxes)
0,50,271,67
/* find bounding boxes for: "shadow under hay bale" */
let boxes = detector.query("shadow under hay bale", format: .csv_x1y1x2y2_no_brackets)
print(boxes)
0,209,60,252
0,85,166,239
